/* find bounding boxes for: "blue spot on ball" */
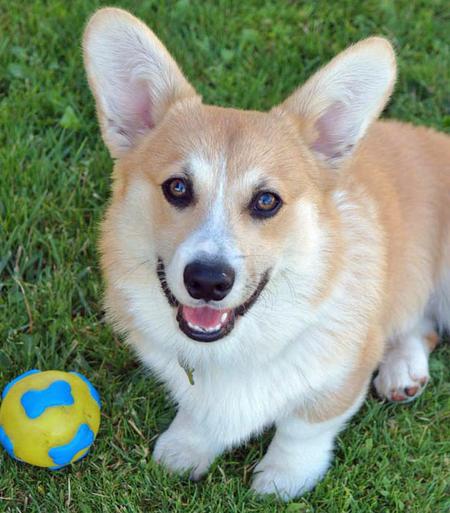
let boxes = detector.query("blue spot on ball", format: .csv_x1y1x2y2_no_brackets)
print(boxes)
1,369,41,400
70,372,101,408
48,424,94,467
0,426,16,459
21,380,74,419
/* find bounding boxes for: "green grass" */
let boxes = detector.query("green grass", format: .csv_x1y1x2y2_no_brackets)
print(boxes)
1,0,449,511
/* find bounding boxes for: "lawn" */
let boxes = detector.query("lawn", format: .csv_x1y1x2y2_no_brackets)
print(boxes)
0,0,449,511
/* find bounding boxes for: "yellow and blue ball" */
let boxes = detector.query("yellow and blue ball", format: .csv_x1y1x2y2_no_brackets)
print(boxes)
0,370,101,469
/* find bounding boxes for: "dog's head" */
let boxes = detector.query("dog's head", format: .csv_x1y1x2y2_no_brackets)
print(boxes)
83,8,396,348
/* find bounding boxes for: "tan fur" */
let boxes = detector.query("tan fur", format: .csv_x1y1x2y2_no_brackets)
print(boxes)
302,121,450,420
354,122,450,331
425,331,440,352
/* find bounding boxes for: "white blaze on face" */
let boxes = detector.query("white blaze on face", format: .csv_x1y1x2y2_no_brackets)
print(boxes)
165,153,245,308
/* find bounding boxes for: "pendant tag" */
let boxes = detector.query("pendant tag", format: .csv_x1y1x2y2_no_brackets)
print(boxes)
178,357,195,385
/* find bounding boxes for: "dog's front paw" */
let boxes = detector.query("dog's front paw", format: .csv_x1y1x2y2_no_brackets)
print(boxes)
251,454,329,501
152,426,214,480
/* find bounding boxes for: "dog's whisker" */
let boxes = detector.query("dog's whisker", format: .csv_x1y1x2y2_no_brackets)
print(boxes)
109,259,152,284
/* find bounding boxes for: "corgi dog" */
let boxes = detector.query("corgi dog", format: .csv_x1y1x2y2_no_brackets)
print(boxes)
83,8,450,499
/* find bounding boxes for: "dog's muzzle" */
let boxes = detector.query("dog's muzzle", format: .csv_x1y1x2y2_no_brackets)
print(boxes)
157,258,270,342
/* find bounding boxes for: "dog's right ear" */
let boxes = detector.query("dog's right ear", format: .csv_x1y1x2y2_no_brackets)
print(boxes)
83,8,198,158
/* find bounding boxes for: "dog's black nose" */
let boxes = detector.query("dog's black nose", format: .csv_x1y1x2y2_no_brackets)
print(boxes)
184,260,235,301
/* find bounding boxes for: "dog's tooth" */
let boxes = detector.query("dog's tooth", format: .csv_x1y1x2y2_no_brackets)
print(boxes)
220,312,228,323
187,320,222,333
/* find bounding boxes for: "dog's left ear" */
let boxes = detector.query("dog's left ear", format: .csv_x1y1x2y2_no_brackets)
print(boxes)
274,37,396,168
83,8,198,158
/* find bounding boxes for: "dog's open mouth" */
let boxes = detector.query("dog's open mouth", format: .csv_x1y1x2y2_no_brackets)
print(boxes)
157,258,269,342
177,305,235,342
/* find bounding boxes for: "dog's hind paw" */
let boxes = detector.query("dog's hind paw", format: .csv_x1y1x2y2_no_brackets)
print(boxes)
374,336,430,403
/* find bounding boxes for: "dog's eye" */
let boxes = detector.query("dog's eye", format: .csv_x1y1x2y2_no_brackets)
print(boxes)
162,177,193,208
250,191,282,219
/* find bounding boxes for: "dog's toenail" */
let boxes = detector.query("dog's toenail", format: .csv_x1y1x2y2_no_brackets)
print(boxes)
405,386,418,397
391,391,406,401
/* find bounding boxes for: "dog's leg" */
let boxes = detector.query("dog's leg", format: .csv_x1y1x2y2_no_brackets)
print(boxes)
374,318,438,403
251,399,362,500
152,408,223,480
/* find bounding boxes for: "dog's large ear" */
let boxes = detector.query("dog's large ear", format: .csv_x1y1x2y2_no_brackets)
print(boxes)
83,8,198,158
275,38,396,168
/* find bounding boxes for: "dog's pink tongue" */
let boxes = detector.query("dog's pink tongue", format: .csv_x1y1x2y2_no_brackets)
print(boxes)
182,306,230,329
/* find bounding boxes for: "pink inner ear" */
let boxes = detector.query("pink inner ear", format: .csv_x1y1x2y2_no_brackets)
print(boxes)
111,78,155,139
131,81,154,130
311,101,356,161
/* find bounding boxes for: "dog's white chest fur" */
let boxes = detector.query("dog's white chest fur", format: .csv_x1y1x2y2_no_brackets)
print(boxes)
144,336,345,447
